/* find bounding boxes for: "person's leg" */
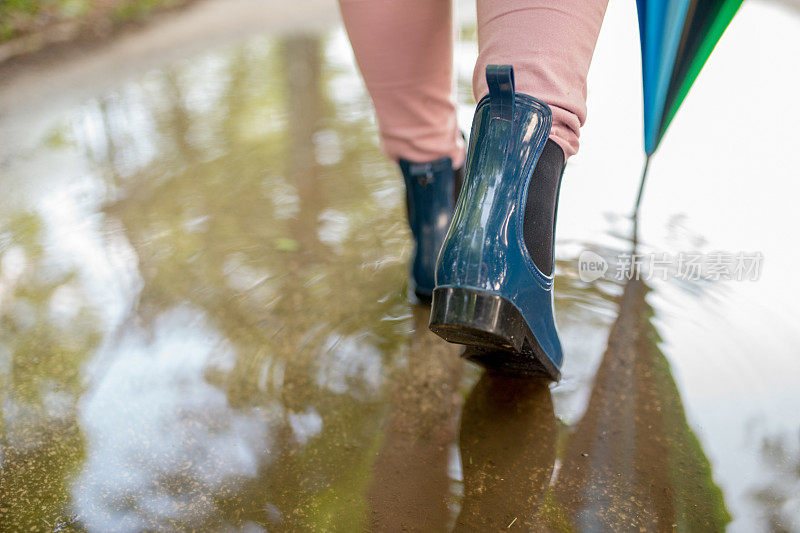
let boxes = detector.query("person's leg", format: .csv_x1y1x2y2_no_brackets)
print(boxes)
338,0,465,302
473,0,608,159
338,0,464,166
430,3,608,378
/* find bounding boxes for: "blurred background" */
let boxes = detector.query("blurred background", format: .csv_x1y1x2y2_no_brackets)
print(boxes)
1,0,799,531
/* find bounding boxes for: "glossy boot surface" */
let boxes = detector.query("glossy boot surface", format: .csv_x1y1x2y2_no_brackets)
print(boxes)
399,157,463,304
429,65,563,380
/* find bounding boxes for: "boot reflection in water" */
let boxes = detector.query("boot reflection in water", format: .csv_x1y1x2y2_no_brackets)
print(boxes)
366,307,462,531
455,372,556,531
338,0,608,379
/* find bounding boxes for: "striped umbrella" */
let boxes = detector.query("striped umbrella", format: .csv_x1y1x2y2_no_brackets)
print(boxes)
634,0,744,216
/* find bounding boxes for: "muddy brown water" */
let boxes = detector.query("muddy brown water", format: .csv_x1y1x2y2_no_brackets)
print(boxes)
1,1,799,531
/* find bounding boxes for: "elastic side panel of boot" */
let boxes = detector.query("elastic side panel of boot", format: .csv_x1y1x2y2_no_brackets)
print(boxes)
522,139,564,277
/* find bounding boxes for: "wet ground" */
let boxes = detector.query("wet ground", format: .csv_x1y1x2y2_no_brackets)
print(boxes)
1,0,799,531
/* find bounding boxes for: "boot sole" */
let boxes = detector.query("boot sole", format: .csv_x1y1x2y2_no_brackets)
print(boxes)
429,287,560,380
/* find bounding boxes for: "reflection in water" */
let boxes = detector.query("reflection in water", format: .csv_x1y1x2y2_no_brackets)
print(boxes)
368,307,462,531
2,32,410,531
0,16,794,531
753,433,800,531
551,274,730,531
0,212,98,530
71,35,409,531
440,267,729,531
455,373,555,531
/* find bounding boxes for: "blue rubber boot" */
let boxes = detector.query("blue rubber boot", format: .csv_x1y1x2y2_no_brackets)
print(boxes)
399,157,463,304
429,65,564,380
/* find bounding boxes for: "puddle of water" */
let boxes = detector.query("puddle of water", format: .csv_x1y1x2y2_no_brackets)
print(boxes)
1,1,799,531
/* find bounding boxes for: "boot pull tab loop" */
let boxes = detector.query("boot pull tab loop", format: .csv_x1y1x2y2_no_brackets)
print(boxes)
486,65,515,122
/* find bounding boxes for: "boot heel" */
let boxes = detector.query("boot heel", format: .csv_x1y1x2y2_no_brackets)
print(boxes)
429,287,560,380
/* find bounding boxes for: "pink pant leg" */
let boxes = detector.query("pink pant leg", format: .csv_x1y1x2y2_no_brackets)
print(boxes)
338,0,465,166
474,0,608,158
